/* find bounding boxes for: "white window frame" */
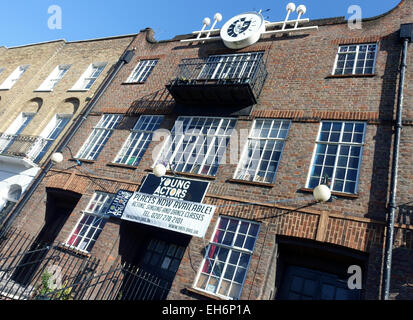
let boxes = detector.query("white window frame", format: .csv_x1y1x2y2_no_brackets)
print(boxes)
155,116,237,176
114,115,164,166
305,121,366,194
0,112,35,152
36,64,71,91
27,114,71,162
76,114,122,160
70,62,107,91
199,52,264,81
193,216,260,300
332,43,378,75
64,192,114,253
3,112,35,135
126,59,158,83
234,119,290,184
0,65,29,90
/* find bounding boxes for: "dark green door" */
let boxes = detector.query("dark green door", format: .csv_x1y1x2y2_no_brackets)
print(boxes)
278,265,361,300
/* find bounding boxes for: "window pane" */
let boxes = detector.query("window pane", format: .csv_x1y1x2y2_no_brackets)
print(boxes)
228,219,238,232
236,119,290,183
217,247,229,262
66,192,113,252
234,267,247,283
224,264,236,280
345,182,356,193
128,60,158,83
334,44,377,75
308,122,365,194
239,253,250,268
244,236,256,251
197,274,208,290
229,251,240,265
229,283,242,299
219,280,231,296
196,217,259,299
239,222,249,234
234,234,245,248
161,257,171,270
77,115,121,160
206,277,219,293
115,115,163,166
212,262,225,277
157,117,235,176
223,232,235,245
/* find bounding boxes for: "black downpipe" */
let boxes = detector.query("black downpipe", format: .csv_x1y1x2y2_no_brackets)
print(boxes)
381,33,410,300
0,49,135,237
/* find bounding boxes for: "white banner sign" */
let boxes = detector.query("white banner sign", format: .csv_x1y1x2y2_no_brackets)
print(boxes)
121,192,216,238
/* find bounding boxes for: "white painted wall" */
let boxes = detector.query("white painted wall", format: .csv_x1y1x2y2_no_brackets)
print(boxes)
0,162,40,210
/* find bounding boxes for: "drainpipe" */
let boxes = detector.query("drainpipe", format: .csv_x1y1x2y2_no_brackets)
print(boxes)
381,24,412,300
0,48,135,237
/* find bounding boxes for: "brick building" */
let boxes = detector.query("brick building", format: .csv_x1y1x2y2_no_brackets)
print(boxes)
0,35,134,224
1,0,413,300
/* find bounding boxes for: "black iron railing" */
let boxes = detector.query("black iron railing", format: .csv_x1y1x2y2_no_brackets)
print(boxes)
0,228,99,300
166,54,268,106
42,263,172,300
0,228,171,300
0,133,48,164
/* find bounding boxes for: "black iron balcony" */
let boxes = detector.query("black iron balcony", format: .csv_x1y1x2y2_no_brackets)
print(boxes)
166,54,268,110
0,133,49,165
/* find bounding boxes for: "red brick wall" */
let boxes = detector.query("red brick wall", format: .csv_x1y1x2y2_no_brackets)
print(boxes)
10,0,413,300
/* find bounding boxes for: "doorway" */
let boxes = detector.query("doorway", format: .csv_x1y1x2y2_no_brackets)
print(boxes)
278,265,360,300
118,221,190,299
275,237,365,300
11,188,81,285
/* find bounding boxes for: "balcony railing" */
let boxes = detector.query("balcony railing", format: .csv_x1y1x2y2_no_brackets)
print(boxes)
166,54,268,110
0,133,49,165
0,228,172,300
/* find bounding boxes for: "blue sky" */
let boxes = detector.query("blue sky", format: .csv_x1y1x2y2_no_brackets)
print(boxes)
0,0,401,47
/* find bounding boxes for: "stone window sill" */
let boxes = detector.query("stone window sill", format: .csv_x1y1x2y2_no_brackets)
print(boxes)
184,287,225,300
325,74,376,79
67,89,89,92
299,187,359,199
57,244,91,258
170,171,216,180
122,81,145,85
107,162,137,170
144,168,216,181
69,158,95,164
227,178,275,188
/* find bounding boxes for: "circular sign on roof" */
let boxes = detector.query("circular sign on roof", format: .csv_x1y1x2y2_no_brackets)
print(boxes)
220,12,266,49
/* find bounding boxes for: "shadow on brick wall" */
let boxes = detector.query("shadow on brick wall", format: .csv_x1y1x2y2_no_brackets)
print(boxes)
389,246,413,300
113,88,175,131
364,30,403,300
367,30,402,220
126,88,174,116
